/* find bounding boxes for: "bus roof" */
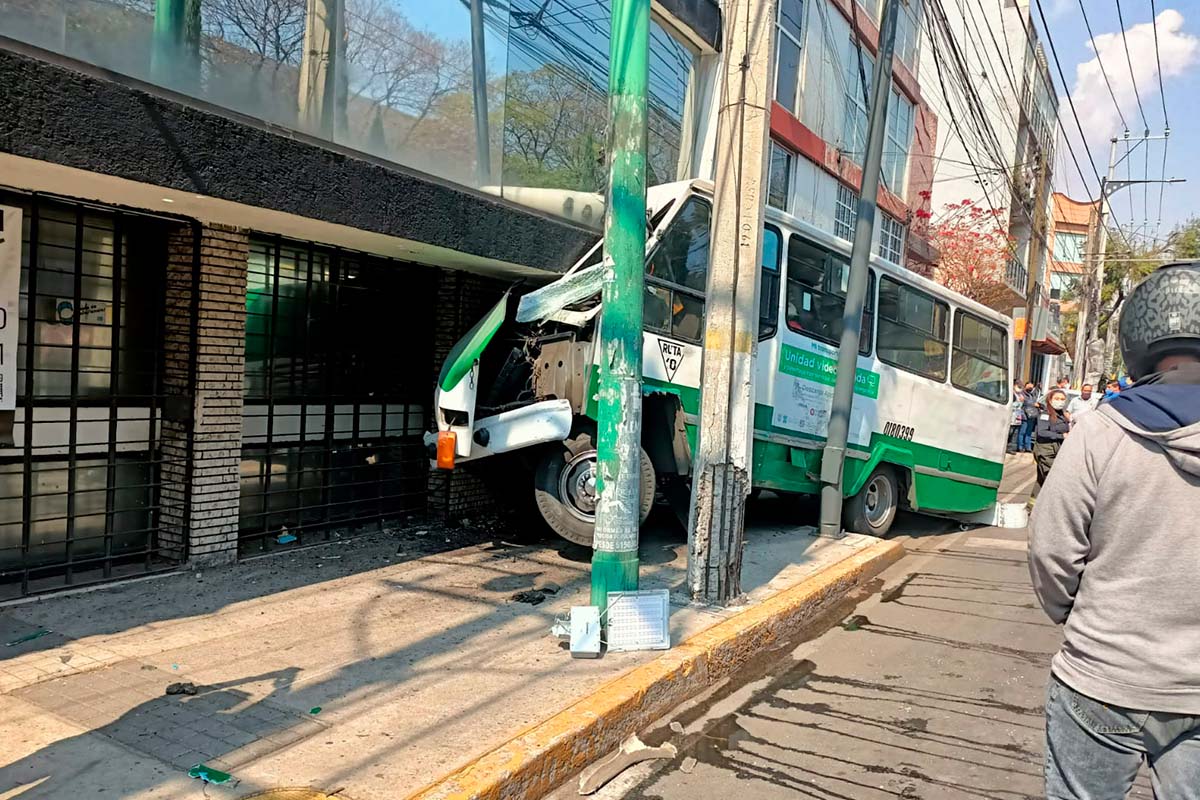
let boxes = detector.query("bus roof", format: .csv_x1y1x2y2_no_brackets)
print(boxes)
674,179,1014,332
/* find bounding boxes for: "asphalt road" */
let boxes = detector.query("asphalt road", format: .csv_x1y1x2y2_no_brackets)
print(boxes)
558,513,1156,800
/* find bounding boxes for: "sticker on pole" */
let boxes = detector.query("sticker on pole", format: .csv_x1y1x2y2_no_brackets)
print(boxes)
606,589,671,651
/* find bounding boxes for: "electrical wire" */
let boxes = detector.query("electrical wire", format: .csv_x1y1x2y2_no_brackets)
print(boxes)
1077,0,1130,133
1149,0,1170,128
1114,0,1150,132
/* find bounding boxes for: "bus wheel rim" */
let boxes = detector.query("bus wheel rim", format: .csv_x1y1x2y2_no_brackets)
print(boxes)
560,449,599,523
865,475,893,527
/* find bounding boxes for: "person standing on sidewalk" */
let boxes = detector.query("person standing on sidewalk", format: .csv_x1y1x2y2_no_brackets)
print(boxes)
1029,262,1200,799
1019,381,1039,452
1033,388,1070,488
1066,383,1098,428
1009,381,1026,453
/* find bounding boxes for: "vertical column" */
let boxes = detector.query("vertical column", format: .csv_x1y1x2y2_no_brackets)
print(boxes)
160,223,249,566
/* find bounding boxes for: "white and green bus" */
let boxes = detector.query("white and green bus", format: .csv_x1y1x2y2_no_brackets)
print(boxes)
428,179,1012,544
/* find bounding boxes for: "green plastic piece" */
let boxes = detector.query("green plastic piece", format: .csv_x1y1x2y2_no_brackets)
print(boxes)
438,291,510,392
188,764,233,784
5,629,51,647
309,706,322,715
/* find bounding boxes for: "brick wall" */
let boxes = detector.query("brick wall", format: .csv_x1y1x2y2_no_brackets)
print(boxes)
427,269,508,520
160,223,249,566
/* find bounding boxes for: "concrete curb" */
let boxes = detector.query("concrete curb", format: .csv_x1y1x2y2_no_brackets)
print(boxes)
406,538,906,800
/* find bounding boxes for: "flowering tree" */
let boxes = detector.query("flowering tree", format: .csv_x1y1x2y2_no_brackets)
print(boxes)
927,199,1016,309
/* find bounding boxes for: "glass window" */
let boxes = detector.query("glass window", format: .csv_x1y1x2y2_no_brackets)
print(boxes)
952,311,1008,403
879,214,906,265
859,0,881,20
883,91,914,195
843,47,874,157
775,0,804,113
645,197,712,343
878,276,949,380
895,0,924,67
1053,232,1087,263
835,183,857,240
768,143,793,210
760,225,783,339
785,236,874,354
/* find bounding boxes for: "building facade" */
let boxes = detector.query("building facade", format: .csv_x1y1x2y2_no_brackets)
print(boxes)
1044,191,1098,380
765,0,938,270
0,0,723,597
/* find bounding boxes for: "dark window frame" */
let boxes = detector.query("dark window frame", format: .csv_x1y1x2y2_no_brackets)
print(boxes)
951,309,1009,404
759,224,783,340
784,235,875,355
876,275,950,382
644,197,712,345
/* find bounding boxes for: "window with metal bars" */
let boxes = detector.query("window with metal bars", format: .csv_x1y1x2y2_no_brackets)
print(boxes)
0,194,172,599
238,237,438,553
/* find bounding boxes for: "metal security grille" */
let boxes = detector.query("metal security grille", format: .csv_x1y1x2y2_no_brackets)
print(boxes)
0,194,174,599
239,236,437,553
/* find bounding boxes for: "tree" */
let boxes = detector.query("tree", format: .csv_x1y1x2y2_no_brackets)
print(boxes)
928,200,1016,309
1171,217,1200,260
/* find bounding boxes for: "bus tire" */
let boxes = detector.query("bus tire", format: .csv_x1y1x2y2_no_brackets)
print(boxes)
533,430,655,548
843,466,899,537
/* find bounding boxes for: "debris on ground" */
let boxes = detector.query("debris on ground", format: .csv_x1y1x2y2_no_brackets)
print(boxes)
511,590,546,605
537,581,562,595
679,756,697,774
578,734,677,794
309,706,322,715
841,614,870,632
187,763,234,785
5,629,51,647
669,721,684,734
166,682,198,696
277,528,298,545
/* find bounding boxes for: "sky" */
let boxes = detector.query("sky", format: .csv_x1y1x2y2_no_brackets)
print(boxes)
1036,1,1200,241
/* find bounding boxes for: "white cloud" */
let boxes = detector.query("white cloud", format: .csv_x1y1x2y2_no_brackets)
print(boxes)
1071,9,1199,138
1048,0,1075,21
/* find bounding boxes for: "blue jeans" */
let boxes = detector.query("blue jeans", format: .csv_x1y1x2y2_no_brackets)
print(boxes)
1019,417,1036,451
1046,673,1200,799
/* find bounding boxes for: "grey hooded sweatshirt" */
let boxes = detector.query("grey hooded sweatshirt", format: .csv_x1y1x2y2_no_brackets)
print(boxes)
1029,371,1200,712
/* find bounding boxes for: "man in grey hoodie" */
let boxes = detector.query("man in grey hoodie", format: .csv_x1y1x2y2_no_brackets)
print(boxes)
1030,262,1200,798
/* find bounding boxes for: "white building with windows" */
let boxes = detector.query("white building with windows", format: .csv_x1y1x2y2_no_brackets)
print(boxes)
765,0,938,272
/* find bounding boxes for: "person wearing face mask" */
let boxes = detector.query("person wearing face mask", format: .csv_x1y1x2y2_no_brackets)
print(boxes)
1033,388,1071,488
1066,383,1098,426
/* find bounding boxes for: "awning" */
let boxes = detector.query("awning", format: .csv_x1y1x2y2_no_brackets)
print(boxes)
1014,319,1067,355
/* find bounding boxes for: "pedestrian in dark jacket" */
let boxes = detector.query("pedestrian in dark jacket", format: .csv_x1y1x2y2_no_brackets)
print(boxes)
1033,388,1070,486
1018,381,1039,452
1029,262,1200,799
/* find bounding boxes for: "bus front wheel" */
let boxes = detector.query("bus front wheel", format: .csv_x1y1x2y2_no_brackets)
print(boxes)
533,430,655,548
843,466,899,537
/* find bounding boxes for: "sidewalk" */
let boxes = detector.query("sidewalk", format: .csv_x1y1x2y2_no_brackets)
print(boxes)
0,501,885,800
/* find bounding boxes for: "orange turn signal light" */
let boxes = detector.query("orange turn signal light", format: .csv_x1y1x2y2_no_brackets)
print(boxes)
436,431,457,470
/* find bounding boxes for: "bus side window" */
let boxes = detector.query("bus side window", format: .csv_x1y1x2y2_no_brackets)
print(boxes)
784,237,873,354
759,225,782,339
644,197,711,343
951,311,1008,402
877,276,950,380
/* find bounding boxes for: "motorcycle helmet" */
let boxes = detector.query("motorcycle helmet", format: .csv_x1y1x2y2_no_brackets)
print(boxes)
1118,261,1200,380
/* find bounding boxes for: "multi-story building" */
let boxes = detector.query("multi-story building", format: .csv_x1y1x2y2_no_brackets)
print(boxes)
1044,191,1098,379
765,0,937,270
0,0,723,597
920,0,1061,376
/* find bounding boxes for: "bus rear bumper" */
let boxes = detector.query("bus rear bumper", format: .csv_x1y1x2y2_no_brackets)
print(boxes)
426,399,574,467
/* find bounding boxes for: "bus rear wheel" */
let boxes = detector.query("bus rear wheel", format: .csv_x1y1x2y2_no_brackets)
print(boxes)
843,466,899,537
533,430,655,547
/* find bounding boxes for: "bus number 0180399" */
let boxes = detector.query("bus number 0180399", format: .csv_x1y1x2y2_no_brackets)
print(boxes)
883,422,915,441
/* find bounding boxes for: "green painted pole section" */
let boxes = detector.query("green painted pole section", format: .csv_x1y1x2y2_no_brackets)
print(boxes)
151,0,200,87
591,0,650,612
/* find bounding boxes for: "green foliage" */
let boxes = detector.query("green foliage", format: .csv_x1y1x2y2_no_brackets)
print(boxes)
1172,217,1200,260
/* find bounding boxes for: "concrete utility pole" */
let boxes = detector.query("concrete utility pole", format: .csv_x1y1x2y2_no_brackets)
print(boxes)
1020,148,1050,383
817,0,899,539
469,0,493,184
687,0,777,604
591,0,650,611
299,0,348,138
1072,136,1118,388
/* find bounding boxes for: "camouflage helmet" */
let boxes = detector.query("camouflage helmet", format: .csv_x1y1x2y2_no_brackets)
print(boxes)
1119,262,1200,379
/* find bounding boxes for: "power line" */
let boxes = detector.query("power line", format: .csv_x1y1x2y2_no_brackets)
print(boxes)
1077,0,1129,133
1114,0,1150,132
1149,0,1170,127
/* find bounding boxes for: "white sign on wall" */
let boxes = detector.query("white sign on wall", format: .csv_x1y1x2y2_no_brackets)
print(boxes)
0,206,20,411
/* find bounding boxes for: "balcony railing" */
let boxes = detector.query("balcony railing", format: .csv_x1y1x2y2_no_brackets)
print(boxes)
1005,257,1028,295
